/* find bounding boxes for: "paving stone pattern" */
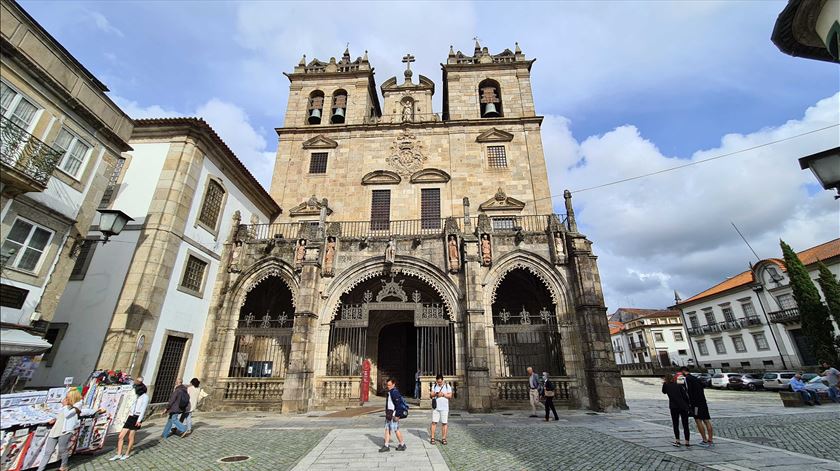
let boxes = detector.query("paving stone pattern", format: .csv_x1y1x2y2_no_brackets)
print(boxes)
653,412,840,461
70,429,328,471
437,425,706,471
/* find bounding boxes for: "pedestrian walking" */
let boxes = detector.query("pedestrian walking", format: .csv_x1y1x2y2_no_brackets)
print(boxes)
820,361,840,403
37,389,104,471
680,367,713,447
379,378,407,452
662,374,691,447
541,372,559,421
414,369,422,399
429,374,452,445
526,367,540,417
790,372,821,406
181,378,208,433
161,379,190,438
109,377,149,461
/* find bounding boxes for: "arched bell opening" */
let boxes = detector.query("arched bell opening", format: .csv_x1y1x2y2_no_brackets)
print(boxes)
330,89,348,124
307,90,325,125
478,79,503,118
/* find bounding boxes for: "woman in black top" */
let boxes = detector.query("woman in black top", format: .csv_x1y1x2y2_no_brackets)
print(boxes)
662,374,691,447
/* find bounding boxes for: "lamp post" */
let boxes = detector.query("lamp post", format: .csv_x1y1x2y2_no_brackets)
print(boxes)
799,147,840,199
96,209,134,243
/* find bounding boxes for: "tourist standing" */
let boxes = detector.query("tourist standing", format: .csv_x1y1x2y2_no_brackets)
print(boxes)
379,378,407,452
429,374,452,445
790,372,821,406
38,389,104,471
109,378,149,461
662,374,691,447
680,367,713,447
526,367,540,417
414,369,422,399
541,372,559,421
161,379,190,438
820,361,840,403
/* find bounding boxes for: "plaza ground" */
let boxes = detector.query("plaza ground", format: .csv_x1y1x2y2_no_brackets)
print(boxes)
65,378,839,471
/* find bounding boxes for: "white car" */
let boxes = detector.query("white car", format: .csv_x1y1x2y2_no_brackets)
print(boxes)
711,372,739,389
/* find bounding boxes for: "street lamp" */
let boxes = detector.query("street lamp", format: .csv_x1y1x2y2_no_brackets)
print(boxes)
96,209,133,243
799,147,840,199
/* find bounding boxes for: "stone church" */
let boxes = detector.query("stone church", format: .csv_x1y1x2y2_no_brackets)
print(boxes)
197,42,626,413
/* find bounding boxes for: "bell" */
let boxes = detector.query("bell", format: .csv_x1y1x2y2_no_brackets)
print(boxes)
482,102,500,117
308,108,322,124
331,107,346,123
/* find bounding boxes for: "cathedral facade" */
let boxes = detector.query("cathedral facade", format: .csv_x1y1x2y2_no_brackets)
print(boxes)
197,43,626,413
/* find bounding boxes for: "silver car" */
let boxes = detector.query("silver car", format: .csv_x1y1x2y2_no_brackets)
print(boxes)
762,372,796,390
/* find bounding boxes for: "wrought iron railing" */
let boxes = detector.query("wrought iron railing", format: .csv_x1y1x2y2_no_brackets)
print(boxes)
768,307,800,323
0,115,63,187
629,340,647,350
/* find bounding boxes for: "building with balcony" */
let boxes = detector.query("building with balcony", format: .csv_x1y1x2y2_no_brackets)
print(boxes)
0,0,132,371
608,308,692,367
27,119,281,402
674,238,840,370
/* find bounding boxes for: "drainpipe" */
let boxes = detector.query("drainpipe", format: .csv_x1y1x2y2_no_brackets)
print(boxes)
751,284,788,370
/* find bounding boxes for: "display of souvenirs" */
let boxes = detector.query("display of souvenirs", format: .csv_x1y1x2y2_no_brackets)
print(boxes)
74,415,110,454
19,427,48,470
44,388,65,404
0,429,30,471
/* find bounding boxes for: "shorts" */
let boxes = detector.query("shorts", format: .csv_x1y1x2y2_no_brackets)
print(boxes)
123,414,141,430
692,403,711,421
432,409,449,424
385,418,399,432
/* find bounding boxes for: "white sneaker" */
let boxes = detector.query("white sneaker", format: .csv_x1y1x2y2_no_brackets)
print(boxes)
119,455,129,461
108,455,122,461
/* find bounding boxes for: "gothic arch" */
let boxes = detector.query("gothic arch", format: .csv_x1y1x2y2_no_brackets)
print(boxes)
228,257,299,316
483,250,573,317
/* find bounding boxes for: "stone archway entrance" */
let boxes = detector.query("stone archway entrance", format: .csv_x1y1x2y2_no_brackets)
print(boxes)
376,322,416,395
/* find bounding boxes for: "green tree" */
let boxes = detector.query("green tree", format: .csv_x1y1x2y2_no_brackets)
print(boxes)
816,262,840,325
780,240,837,365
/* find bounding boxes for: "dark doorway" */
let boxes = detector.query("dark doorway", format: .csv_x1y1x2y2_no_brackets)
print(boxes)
790,329,818,366
151,335,187,403
377,322,416,395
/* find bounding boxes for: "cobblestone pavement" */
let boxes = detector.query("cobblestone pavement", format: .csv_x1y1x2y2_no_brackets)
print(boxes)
650,412,840,461
437,424,705,471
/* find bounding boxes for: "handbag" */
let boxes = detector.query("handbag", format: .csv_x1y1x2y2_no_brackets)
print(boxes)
431,386,438,409
544,390,555,398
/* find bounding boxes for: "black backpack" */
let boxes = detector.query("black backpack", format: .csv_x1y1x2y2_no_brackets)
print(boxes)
178,389,190,412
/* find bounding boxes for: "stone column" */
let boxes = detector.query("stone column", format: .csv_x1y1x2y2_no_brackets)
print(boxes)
281,241,322,413
461,233,493,412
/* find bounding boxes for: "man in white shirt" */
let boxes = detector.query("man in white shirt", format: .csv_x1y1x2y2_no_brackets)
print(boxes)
430,374,452,445
527,367,540,417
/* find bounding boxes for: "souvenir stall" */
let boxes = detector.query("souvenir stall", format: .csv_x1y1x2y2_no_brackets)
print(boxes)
0,371,136,471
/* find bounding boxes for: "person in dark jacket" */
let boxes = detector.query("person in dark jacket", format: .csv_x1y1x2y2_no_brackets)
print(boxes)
680,366,714,447
541,372,559,421
662,374,691,447
379,378,406,452
161,379,190,438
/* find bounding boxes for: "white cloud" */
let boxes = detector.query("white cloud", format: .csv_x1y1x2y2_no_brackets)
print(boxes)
542,93,840,311
90,11,123,37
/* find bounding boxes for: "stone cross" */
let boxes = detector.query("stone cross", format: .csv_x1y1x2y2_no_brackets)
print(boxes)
402,53,415,71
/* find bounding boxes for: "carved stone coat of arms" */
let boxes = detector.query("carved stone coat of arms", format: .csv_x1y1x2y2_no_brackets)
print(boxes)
387,130,426,175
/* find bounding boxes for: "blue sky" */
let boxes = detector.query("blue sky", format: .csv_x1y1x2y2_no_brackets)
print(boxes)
21,0,840,310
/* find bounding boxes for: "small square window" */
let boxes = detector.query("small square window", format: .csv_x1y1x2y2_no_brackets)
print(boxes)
491,217,515,230
654,332,664,342
309,152,328,174
763,360,774,366
740,361,751,367
180,255,207,294
487,146,507,168
673,331,684,341
677,349,687,355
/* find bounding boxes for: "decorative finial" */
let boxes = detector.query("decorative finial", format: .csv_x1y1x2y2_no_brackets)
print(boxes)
363,50,368,61
449,45,455,56
299,54,306,66
564,190,578,232
344,43,350,56
674,290,682,304
514,42,521,54
473,36,481,54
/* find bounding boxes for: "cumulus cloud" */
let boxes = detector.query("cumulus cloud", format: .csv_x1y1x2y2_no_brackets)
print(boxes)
542,93,840,311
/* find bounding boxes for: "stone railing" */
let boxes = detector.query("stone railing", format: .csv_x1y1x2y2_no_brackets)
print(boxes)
321,376,360,400
629,340,647,350
0,115,63,189
494,377,571,401
220,378,284,402
768,308,800,323
363,112,441,124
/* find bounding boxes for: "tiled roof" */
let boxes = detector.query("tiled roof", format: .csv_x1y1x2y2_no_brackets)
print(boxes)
679,238,840,305
609,321,624,335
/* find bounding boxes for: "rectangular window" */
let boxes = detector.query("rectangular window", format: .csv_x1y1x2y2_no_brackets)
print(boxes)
487,145,507,168
53,128,91,178
703,310,716,326
0,284,28,309
69,239,97,280
722,306,735,322
198,180,225,230
180,255,207,294
420,188,441,229
752,332,770,350
370,190,391,231
99,157,126,208
696,340,708,356
741,302,756,317
777,294,796,310
673,331,684,341
1,219,53,272
677,349,687,355
740,361,751,367
491,217,515,230
654,332,664,342
688,314,698,329
713,338,726,354
721,362,730,368
309,152,328,174
0,81,39,130
42,322,68,367
732,335,747,353
763,360,774,366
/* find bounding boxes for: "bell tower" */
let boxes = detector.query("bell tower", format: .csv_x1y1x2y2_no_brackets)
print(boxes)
442,40,536,121
282,48,382,127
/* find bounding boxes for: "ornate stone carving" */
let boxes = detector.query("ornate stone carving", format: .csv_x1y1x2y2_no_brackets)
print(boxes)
489,261,561,307
539,307,553,323
387,129,426,176
447,234,460,273
376,274,407,302
228,240,243,273
322,236,336,277
479,187,525,212
294,239,306,269
384,238,396,264
480,234,492,266
477,213,492,233
552,231,566,265
519,307,531,325
289,195,332,218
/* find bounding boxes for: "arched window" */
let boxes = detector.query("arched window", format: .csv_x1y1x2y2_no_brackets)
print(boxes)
478,79,502,118
331,89,348,124
198,178,225,230
308,90,324,125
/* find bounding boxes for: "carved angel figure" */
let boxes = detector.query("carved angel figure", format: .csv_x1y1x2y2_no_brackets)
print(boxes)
448,235,460,273
385,238,397,264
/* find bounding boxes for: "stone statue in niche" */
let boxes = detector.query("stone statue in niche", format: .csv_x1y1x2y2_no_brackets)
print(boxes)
480,233,492,266
448,234,460,273
553,231,565,261
401,99,413,122
228,240,243,273
323,236,336,276
294,239,306,269
385,238,397,264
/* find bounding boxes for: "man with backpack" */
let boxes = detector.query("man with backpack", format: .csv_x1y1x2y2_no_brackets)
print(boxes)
162,379,190,438
379,378,408,452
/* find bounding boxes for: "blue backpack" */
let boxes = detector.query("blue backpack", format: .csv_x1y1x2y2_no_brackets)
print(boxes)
393,390,409,418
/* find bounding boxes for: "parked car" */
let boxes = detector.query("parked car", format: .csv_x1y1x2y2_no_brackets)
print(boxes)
711,373,740,389
804,375,830,393
762,372,796,390
730,373,764,391
690,372,712,387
